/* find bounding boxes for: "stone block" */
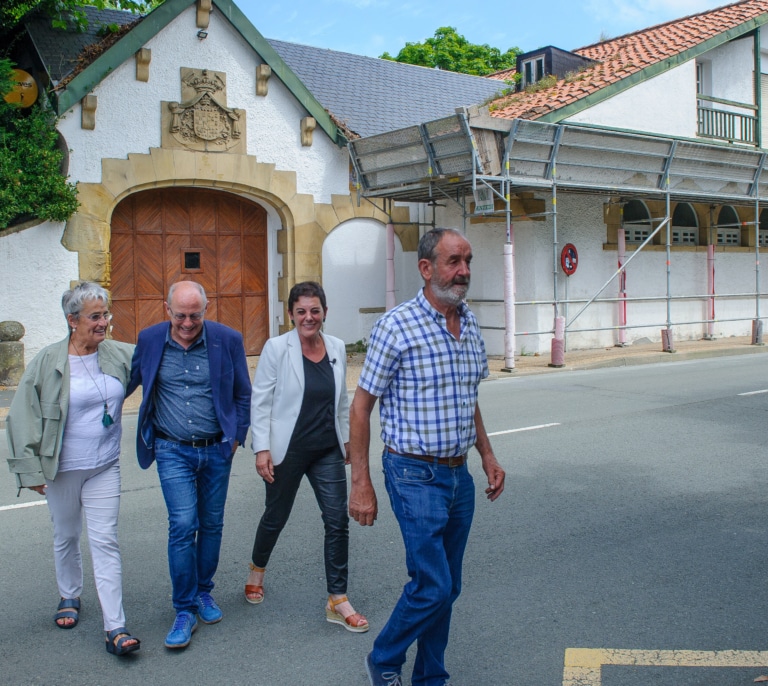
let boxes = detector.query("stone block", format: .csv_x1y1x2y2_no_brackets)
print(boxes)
330,195,356,223
293,222,325,253
0,340,24,386
172,149,197,183
76,184,117,222
314,203,340,233
0,321,25,341
63,216,110,253
149,148,176,183
101,158,136,198
291,194,316,227
127,153,158,188
268,169,298,204
78,250,110,283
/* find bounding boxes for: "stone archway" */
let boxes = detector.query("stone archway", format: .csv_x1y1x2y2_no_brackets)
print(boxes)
65,147,418,335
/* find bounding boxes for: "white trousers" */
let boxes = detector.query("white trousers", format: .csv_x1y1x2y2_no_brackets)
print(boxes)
45,461,126,631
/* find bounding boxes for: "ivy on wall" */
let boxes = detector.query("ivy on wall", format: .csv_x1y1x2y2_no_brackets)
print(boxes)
0,59,79,230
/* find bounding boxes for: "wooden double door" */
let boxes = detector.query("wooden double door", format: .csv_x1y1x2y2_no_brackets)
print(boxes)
110,188,269,355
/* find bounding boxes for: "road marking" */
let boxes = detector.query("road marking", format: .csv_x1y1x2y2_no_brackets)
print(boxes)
738,389,768,396
563,648,768,685
0,501,46,512
488,422,560,436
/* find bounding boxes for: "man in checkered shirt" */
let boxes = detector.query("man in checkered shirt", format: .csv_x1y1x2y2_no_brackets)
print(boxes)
349,228,506,686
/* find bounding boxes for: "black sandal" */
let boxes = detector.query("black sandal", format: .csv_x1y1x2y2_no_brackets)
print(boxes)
105,627,141,656
54,598,80,629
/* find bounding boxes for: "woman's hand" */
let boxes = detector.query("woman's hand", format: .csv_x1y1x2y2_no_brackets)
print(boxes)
255,450,275,483
28,485,47,496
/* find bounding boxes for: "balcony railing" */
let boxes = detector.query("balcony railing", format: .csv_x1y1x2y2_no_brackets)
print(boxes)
697,94,758,146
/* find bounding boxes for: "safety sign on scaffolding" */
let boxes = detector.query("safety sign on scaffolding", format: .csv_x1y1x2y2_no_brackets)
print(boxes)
473,186,494,214
561,243,578,275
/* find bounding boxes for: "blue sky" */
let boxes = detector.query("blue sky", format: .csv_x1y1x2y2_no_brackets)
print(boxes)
236,0,729,58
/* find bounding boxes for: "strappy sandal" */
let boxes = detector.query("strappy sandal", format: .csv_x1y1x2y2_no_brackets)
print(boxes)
244,563,265,604
105,627,141,656
325,595,369,633
54,598,80,629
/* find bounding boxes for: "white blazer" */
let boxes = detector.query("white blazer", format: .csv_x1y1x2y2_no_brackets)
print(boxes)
250,328,349,465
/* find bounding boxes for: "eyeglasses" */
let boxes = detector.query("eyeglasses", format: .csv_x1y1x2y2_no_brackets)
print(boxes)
168,309,205,322
82,312,113,323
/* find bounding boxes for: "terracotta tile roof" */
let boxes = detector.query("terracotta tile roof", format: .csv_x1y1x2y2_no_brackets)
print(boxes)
488,0,768,122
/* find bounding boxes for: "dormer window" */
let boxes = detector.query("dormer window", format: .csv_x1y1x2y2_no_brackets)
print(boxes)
523,57,545,86
515,46,596,92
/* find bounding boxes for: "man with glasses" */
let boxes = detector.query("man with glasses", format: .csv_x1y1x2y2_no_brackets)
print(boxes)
128,280,250,649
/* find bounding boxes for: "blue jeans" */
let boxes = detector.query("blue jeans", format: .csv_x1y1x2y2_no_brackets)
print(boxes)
372,450,475,686
155,438,233,614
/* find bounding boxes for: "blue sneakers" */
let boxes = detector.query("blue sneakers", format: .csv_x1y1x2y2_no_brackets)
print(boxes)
195,592,223,625
164,611,197,649
365,653,402,686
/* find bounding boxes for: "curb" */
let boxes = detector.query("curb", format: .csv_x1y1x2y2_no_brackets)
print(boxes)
2,343,767,430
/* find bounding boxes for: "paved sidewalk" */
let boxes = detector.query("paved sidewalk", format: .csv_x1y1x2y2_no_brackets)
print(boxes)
1,335,766,429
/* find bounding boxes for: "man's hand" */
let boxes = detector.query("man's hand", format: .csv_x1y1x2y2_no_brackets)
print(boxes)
348,387,379,526
482,454,505,502
474,403,505,502
349,479,378,526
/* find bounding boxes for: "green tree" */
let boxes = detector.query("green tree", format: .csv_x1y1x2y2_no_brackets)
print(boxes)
1,0,160,36
380,27,520,76
0,58,79,229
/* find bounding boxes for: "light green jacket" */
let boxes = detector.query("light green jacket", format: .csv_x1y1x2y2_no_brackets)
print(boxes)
6,336,134,488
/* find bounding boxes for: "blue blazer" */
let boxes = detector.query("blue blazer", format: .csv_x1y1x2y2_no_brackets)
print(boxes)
128,320,251,470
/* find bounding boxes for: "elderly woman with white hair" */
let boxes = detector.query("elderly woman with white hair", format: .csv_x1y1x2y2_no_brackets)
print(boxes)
6,281,140,655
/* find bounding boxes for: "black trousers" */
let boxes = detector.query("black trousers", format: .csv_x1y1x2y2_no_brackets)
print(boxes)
251,444,349,594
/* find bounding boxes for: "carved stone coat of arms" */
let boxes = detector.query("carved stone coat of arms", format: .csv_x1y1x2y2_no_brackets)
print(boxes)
162,67,246,153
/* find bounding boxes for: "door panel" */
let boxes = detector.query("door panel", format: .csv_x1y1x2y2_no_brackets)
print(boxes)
110,188,269,354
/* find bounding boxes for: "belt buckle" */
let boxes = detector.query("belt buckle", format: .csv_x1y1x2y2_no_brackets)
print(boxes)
447,454,463,468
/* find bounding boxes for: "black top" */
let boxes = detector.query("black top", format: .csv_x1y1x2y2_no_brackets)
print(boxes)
286,353,338,452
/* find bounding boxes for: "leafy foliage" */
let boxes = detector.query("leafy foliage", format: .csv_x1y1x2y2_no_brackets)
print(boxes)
1,0,160,36
0,59,78,229
380,27,520,76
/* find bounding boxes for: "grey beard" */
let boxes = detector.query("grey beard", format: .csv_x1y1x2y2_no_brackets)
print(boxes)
432,281,469,306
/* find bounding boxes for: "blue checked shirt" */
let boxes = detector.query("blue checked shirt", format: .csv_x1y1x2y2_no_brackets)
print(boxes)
358,289,489,457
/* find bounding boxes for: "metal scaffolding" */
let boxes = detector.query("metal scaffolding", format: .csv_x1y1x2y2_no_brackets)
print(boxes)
348,110,768,368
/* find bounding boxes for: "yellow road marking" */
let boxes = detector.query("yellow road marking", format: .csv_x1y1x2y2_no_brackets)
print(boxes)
563,648,768,685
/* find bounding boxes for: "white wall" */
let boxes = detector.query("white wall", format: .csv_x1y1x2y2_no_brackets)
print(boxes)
57,5,350,201
568,62,698,138
568,36,755,140
420,192,763,357
0,222,78,360
322,219,418,344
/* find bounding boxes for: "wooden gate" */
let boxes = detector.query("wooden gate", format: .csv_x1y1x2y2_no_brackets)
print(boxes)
110,187,268,355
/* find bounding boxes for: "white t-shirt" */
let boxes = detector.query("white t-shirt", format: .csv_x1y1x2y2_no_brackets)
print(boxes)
58,352,125,472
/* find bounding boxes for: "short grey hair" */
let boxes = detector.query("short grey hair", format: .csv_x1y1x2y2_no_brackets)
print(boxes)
167,281,208,308
62,281,109,321
417,228,466,263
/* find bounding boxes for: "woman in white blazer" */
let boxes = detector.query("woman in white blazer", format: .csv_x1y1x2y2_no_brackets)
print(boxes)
246,282,368,632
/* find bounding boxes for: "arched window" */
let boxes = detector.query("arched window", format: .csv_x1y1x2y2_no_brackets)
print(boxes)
759,208,768,247
671,203,698,245
622,200,652,243
716,206,740,246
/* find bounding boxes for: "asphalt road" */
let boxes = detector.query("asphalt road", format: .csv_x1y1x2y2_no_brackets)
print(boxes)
2,355,768,685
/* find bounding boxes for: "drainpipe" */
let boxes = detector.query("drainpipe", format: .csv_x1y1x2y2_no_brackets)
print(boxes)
503,178,516,370
618,227,627,346
706,244,715,340
386,220,396,311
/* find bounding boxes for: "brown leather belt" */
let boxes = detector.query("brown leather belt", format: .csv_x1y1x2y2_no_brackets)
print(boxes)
387,447,467,468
